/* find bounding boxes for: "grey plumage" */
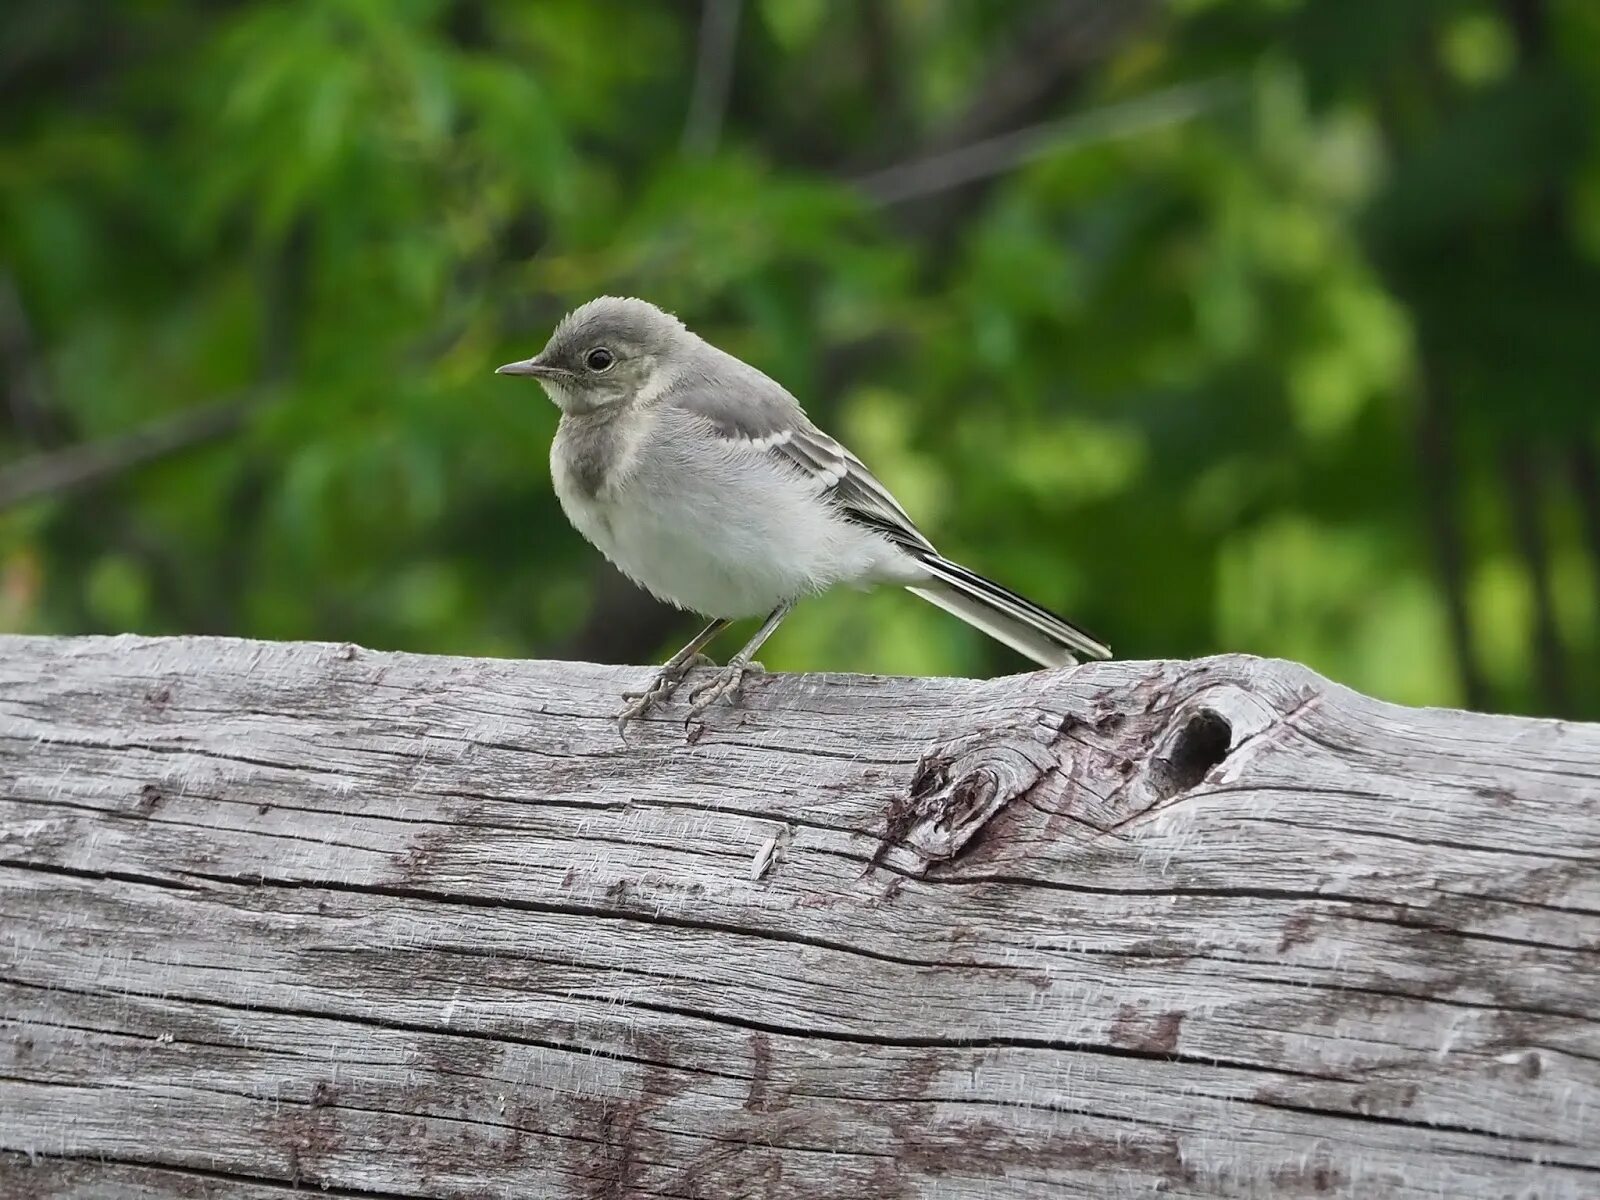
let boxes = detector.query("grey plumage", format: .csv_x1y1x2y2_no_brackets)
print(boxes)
497,296,1109,731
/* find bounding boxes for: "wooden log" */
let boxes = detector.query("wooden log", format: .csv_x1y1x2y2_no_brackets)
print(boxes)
0,634,1596,1199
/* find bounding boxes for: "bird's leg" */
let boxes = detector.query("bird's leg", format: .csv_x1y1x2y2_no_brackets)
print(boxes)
684,601,794,727
616,618,731,736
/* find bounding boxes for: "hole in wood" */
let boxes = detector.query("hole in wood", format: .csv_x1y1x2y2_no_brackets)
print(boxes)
1150,708,1232,799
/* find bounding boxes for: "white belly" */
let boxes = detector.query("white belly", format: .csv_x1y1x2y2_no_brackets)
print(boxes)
552,416,916,619
559,488,803,617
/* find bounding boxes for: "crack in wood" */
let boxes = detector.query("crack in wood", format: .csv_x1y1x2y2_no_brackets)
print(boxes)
0,1151,437,1199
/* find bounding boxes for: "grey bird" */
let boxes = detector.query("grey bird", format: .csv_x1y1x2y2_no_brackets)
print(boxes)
497,296,1109,733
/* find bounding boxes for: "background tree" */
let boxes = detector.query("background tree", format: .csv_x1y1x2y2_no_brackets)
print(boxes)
2,0,1597,719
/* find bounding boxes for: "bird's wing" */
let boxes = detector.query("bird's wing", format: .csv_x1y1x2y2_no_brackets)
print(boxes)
672,378,937,556
748,422,937,556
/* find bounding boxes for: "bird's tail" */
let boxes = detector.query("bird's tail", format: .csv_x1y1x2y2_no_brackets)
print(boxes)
906,554,1110,668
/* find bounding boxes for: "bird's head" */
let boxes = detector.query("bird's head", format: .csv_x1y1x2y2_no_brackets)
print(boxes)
496,296,688,415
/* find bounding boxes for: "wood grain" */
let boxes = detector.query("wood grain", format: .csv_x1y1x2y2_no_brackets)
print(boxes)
1,634,1596,1198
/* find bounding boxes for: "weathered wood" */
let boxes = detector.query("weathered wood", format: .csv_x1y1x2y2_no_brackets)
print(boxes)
0,634,1596,1199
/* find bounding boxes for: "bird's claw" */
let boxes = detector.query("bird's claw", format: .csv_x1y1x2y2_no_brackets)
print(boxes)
616,654,716,738
683,660,764,728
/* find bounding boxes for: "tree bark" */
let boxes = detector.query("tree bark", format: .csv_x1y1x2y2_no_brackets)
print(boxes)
1,636,1597,1199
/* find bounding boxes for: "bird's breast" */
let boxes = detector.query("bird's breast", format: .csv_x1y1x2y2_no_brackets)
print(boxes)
551,411,626,500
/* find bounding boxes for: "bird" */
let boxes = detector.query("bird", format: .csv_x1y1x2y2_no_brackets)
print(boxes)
496,296,1109,735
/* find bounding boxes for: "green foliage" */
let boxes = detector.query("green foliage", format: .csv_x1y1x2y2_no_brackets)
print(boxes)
3,0,1597,718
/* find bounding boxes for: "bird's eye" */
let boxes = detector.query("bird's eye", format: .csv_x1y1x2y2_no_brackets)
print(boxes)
585,347,615,372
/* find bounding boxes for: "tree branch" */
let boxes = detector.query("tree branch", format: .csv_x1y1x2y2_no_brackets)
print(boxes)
925,0,1157,153
0,274,69,448
1501,441,1570,714
0,398,257,512
1570,441,1600,621
853,77,1235,206
681,0,742,156
1413,361,1488,711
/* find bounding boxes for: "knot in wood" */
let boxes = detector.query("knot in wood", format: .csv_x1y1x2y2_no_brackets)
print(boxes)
1147,706,1233,800
1076,676,1303,834
880,736,1057,874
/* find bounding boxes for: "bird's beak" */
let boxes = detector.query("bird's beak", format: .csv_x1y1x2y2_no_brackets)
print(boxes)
495,358,561,378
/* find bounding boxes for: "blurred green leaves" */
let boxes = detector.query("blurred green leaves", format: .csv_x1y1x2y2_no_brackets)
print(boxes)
1,0,1597,719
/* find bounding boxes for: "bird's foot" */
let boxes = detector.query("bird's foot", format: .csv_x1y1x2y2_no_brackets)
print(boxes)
616,654,716,738
683,659,764,730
